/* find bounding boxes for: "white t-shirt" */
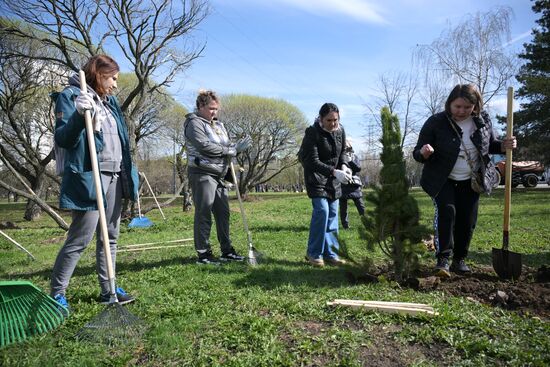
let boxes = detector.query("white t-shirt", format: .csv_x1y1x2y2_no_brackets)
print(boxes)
449,117,480,181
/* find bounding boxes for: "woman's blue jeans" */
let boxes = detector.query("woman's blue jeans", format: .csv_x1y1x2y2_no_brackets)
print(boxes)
306,197,340,260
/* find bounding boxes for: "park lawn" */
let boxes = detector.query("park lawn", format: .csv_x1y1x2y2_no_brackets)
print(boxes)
0,188,549,366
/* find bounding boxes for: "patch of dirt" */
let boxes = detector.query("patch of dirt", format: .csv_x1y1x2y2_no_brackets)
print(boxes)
430,265,550,319
348,264,550,319
0,221,19,230
281,320,457,366
357,324,457,367
41,235,66,244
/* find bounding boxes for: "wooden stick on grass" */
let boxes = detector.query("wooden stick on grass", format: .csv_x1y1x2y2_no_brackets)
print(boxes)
327,299,438,316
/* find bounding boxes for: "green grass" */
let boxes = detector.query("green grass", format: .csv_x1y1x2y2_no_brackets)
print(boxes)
1,188,549,366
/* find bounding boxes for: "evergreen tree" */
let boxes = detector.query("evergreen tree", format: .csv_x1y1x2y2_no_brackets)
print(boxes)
514,0,550,164
360,107,429,281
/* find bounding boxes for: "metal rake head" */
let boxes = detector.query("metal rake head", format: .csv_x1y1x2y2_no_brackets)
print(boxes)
248,246,264,266
75,303,145,345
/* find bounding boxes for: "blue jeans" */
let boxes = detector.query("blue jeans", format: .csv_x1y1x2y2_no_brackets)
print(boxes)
306,198,340,260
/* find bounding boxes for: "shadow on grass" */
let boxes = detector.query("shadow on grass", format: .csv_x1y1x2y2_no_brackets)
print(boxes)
249,224,310,232
6,254,308,281
4,256,187,281
232,257,350,290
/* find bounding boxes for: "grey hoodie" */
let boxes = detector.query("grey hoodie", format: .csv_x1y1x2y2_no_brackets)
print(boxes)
68,74,122,172
184,113,235,178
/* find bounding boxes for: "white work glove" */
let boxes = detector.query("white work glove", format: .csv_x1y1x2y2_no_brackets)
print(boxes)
342,165,353,177
236,135,252,153
226,146,237,157
334,169,352,183
75,92,96,116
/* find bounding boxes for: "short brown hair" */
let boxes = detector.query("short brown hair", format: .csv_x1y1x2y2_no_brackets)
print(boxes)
82,55,119,97
444,84,483,116
196,90,219,110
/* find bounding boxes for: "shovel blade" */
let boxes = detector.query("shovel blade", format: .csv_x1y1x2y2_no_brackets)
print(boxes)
128,216,153,228
492,247,522,280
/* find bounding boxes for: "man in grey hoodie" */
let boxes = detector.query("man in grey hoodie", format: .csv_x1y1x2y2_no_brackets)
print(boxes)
184,90,251,265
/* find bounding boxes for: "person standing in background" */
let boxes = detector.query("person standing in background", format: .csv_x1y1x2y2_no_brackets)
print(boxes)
339,140,365,229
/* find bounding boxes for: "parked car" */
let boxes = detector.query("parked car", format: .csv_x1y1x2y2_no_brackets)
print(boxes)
495,160,545,188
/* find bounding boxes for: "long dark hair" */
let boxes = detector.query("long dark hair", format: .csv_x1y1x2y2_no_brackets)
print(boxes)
82,55,119,97
318,102,339,119
444,84,483,116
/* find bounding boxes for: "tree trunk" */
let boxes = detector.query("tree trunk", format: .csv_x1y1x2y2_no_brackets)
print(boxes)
24,177,46,221
0,180,69,230
182,187,193,212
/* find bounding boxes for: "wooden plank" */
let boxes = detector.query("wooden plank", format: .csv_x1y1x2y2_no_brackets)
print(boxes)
333,299,434,311
327,300,438,316
118,244,192,253
119,238,193,249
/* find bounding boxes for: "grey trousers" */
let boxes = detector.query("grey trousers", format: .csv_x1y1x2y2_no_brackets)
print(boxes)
189,172,232,253
51,172,122,297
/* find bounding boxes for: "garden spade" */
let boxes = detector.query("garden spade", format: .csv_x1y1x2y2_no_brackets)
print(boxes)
492,87,522,280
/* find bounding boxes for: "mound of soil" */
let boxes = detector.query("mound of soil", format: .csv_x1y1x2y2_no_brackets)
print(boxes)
432,265,550,319
348,264,550,319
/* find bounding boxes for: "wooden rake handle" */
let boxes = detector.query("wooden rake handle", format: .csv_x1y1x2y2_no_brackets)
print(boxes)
503,87,514,250
79,70,117,298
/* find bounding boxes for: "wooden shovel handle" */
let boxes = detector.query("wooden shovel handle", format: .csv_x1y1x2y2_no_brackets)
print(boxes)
503,87,513,249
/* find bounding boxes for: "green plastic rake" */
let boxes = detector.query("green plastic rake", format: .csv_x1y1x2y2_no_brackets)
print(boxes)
0,281,68,348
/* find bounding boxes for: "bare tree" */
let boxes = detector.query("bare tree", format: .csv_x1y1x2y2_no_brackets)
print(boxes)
1,0,209,152
415,6,518,105
0,37,63,220
219,95,309,197
418,69,448,117
0,0,208,220
364,71,421,149
102,0,208,153
0,1,103,69
150,98,193,212
115,73,177,150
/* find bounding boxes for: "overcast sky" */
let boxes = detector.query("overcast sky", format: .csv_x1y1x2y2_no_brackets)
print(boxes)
169,0,538,148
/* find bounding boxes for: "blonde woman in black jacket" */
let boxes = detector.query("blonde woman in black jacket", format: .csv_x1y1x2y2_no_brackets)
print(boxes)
413,84,516,278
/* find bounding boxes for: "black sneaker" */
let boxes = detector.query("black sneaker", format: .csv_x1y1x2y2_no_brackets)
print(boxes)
435,257,451,278
196,250,221,265
100,287,135,305
220,247,245,262
450,258,471,273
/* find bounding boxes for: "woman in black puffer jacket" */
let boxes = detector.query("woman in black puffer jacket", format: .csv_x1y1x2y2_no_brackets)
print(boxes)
299,103,351,267
413,84,516,278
